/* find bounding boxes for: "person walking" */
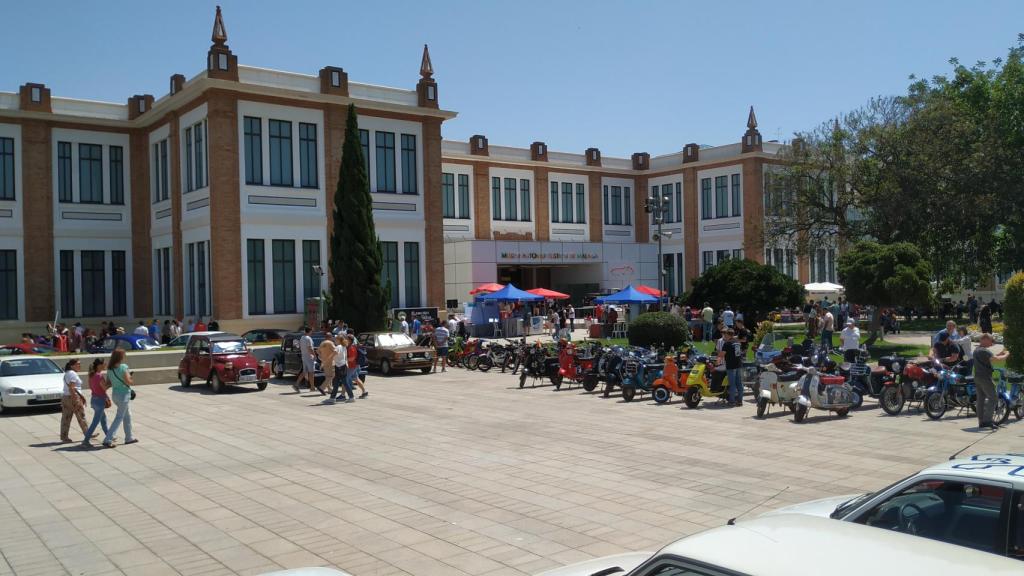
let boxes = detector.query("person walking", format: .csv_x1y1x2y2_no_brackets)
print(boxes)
60,359,91,443
433,322,450,373
82,358,109,447
324,334,351,404
973,333,1009,430
349,334,369,399
102,349,137,448
701,302,714,342
292,326,319,393
317,333,338,396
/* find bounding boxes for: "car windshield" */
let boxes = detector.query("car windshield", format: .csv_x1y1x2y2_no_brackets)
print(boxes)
377,333,415,347
831,473,914,518
212,340,247,354
1,358,62,377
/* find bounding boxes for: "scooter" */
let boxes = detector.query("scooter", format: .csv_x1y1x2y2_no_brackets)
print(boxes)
755,364,805,418
551,342,599,390
518,343,558,388
651,350,697,404
676,356,731,408
794,367,855,423
619,349,663,402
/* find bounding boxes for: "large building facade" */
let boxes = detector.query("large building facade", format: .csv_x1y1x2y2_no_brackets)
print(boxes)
0,8,833,336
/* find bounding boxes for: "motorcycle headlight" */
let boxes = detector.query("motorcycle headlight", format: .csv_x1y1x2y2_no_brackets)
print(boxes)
892,362,901,374
5,387,26,395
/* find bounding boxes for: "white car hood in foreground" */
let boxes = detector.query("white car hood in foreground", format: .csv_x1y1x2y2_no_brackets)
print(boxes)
0,373,64,393
758,494,860,519
535,552,652,576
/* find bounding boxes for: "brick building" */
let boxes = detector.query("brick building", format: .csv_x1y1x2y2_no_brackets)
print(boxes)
0,7,832,336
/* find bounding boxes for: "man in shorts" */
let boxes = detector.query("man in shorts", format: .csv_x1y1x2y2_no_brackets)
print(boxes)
433,322,450,373
292,326,319,393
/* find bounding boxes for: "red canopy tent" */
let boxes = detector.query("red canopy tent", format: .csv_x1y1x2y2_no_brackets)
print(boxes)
526,288,570,300
469,282,505,295
635,284,666,297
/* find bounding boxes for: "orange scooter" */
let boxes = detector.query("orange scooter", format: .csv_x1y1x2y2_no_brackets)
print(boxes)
651,352,693,404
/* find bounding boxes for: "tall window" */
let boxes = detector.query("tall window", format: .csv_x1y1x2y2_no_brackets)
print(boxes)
810,248,837,283
659,185,673,224
299,122,318,188
111,251,126,316
442,172,455,218
0,137,13,200
561,182,573,224
193,121,206,189
731,173,742,217
152,141,168,203
187,243,195,315
185,126,193,191
575,184,586,224
664,254,676,296
716,249,731,265
491,177,502,220
701,178,712,220
610,186,622,225
302,240,320,299
244,116,262,185
520,179,531,221
603,185,609,224
247,239,266,315
624,186,631,225
504,178,517,221
81,250,105,317
550,182,559,223
674,182,682,223
154,247,171,316
0,250,15,320
400,134,417,194
59,250,74,317
375,131,396,193
358,129,370,177
379,241,399,309
109,146,124,205
715,175,729,218
272,240,296,313
269,120,293,186
196,242,208,316
458,174,470,219
58,142,72,202
79,144,103,203
404,242,420,307
702,251,714,273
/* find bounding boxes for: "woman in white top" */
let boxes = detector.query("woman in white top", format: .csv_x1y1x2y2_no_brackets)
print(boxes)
60,359,90,442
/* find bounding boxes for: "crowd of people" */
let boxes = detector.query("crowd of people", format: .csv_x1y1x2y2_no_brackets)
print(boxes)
21,317,221,353
58,348,137,448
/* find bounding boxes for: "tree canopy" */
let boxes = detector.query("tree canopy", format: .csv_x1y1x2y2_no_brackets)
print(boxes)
837,241,933,308
687,258,805,322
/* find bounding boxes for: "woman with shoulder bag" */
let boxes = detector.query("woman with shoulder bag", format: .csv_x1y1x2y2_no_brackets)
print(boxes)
102,349,138,448
82,358,110,447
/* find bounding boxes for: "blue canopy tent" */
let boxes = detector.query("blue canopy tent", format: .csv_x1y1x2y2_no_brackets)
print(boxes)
471,284,542,336
594,285,658,304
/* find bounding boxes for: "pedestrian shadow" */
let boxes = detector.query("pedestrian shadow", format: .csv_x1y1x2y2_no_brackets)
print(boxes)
29,441,73,449
53,443,97,452
1,406,61,418
166,384,261,395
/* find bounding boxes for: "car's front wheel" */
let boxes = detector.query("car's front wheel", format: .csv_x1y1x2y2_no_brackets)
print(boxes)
421,366,432,374
381,360,392,376
179,372,191,387
211,373,224,394
257,382,268,391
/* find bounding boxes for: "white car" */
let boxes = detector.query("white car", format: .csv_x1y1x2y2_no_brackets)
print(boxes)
538,514,1021,576
764,453,1024,559
0,356,66,414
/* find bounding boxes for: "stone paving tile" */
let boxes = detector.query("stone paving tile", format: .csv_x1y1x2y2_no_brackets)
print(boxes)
1,368,1022,576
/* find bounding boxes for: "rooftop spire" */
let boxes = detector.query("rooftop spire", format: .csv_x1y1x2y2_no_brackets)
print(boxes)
211,5,228,46
747,105,758,130
420,44,433,79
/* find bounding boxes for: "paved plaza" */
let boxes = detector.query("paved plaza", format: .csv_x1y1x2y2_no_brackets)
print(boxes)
0,368,1021,576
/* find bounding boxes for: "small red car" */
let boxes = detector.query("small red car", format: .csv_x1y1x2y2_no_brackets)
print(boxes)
177,334,270,393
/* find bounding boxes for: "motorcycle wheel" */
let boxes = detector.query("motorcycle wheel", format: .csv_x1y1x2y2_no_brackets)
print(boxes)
519,371,527,389
510,357,521,375
835,408,849,418
582,374,598,392
1015,404,1024,420
880,387,904,416
621,385,636,402
551,374,562,390
794,403,807,423
924,392,947,420
850,390,863,410
466,355,480,371
683,388,701,409
756,397,768,419
652,386,671,404
477,356,493,372
994,398,1010,425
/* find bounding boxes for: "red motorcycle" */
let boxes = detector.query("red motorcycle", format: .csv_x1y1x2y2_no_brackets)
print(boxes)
550,341,598,390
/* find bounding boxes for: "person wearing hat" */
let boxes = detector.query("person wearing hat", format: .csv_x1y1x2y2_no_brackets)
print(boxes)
973,333,1009,430
839,318,861,363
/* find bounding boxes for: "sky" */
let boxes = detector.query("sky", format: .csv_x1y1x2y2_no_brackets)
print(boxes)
3,0,1022,157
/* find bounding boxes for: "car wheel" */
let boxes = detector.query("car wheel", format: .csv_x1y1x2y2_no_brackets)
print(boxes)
211,373,223,394
421,366,432,374
652,386,671,404
756,397,769,418
257,382,268,391
179,372,191,387
381,360,392,376
272,359,284,379
621,385,636,402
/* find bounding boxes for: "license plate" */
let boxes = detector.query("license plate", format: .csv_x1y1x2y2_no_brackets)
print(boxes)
239,374,256,382
38,394,61,400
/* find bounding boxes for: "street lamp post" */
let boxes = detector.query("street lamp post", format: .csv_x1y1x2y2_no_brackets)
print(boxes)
645,191,672,309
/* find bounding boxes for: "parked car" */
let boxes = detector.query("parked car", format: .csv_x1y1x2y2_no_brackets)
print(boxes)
272,332,327,384
88,334,162,353
177,333,270,393
0,356,65,413
763,453,1024,559
241,328,289,345
357,332,433,375
538,513,1022,576
0,343,58,356
166,331,224,349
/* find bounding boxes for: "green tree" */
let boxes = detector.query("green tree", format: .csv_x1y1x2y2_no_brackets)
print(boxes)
329,104,388,332
627,312,691,349
837,241,932,343
1003,272,1024,372
687,259,805,323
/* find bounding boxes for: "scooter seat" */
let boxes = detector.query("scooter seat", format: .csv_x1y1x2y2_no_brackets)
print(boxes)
820,375,845,385
778,371,802,382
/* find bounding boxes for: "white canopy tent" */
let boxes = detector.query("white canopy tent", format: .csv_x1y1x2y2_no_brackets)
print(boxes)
804,282,844,298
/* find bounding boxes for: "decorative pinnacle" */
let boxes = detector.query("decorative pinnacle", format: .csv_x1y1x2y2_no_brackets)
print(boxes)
747,106,758,130
211,6,228,46
420,44,434,79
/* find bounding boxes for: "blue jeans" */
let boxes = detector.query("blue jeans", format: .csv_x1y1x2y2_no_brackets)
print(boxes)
330,368,353,400
703,322,713,341
821,330,833,352
84,396,109,439
103,389,133,444
727,368,743,404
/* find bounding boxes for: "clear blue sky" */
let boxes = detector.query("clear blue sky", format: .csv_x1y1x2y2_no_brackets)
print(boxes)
3,1,1021,157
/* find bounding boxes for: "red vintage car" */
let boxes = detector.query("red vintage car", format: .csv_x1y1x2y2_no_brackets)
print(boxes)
177,333,270,393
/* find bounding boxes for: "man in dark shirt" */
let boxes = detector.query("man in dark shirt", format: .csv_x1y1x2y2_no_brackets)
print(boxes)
734,320,751,358
717,329,744,406
930,332,962,368
973,333,1009,430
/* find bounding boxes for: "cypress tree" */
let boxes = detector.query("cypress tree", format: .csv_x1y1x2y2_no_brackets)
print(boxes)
329,104,388,331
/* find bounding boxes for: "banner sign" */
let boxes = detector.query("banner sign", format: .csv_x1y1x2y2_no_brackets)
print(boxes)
498,251,599,262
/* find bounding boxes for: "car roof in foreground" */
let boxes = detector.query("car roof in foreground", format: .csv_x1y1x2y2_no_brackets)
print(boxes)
918,453,1024,484
656,514,1020,576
